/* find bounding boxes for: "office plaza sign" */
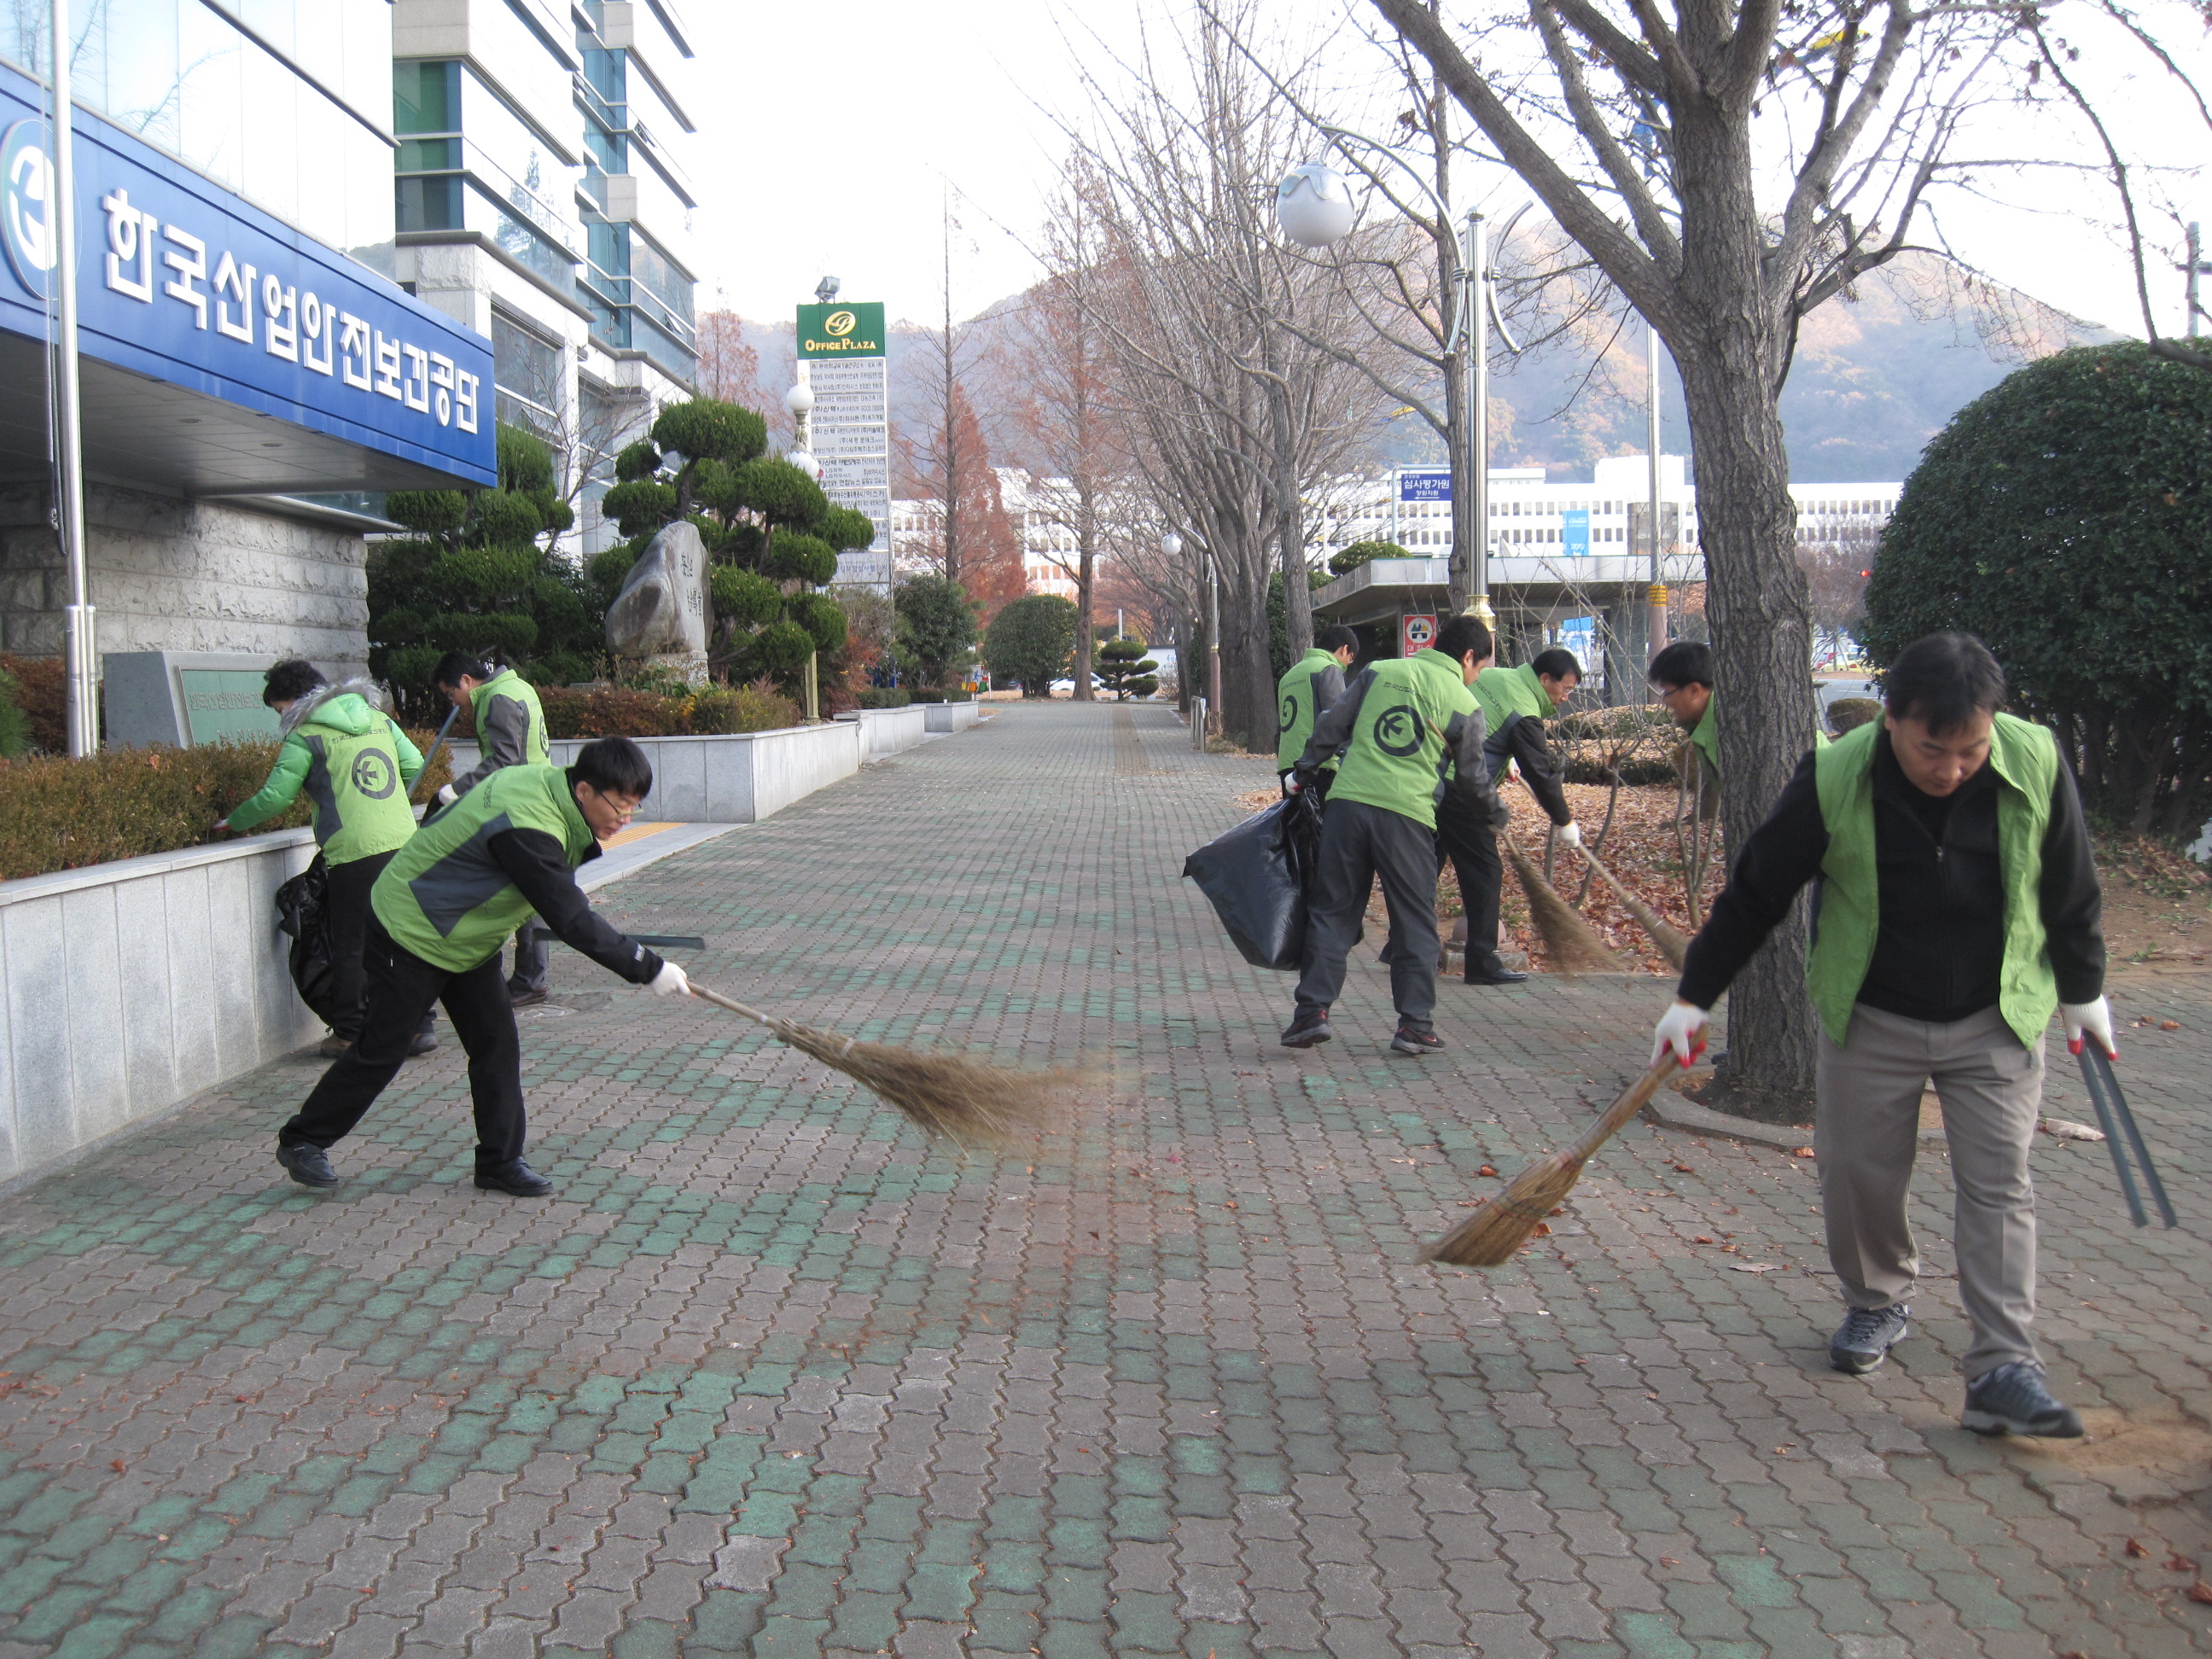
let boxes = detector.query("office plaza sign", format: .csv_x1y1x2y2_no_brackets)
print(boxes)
0,62,495,486
797,300,892,587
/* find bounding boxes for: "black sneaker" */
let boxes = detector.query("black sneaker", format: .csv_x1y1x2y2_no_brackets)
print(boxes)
1830,1305,1910,1373
406,1028,439,1057
276,1143,339,1189
1961,1361,2083,1438
474,1160,554,1197
1390,1025,1446,1056
1281,1005,1332,1048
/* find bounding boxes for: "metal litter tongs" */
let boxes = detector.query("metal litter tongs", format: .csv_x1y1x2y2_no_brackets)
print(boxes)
2075,1045,2177,1229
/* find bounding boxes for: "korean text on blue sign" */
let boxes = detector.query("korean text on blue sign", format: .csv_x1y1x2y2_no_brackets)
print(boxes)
0,65,495,486
1398,471,1451,503
1562,509,1591,556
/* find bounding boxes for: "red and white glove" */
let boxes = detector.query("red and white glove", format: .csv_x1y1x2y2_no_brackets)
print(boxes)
1650,999,1709,1069
2061,997,2116,1058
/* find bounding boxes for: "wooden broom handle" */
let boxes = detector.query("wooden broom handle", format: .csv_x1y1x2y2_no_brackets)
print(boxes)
1566,1059,1681,1162
689,983,776,1027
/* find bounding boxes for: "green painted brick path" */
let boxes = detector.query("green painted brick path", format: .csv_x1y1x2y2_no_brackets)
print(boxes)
1,700,2210,1657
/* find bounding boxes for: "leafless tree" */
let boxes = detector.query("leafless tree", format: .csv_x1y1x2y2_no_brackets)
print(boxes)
1369,0,2202,1105
1054,1,1388,748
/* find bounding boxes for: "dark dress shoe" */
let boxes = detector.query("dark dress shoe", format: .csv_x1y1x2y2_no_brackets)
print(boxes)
277,1143,340,1188
508,986,550,1008
407,1029,439,1057
474,1161,553,1196
1464,958,1529,986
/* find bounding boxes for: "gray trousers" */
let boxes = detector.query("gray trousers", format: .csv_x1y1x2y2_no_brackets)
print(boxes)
509,921,548,993
1295,798,1440,1031
1815,1002,2044,1380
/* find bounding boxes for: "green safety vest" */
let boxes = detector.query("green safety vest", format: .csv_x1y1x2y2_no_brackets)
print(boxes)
1471,661,1551,731
1276,648,1342,771
1326,650,1478,830
1806,713,2059,1048
226,690,424,864
1689,699,1722,781
372,765,595,972
471,668,552,770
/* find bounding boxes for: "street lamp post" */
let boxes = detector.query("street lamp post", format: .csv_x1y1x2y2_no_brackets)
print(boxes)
50,0,93,755
1277,144,1519,632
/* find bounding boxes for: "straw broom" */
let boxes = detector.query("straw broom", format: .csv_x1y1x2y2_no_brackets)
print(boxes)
1573,843,1691,971
1503,835,1622,975
1423,1057,1679,1266
690,983,1078,1148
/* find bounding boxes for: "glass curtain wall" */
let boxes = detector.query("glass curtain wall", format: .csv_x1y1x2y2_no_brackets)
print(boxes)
394,58,581,294
0,0,395,266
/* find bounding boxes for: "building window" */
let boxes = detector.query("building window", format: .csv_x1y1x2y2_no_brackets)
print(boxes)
493,312,565,439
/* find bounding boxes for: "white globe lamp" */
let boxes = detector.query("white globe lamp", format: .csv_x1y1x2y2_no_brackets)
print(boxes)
1161,531,1183,558
1275,163,1356,248
787,449,822,480
784,382,814,417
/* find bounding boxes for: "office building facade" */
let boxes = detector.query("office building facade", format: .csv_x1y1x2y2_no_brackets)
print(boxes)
0,0,492,672
391,0,700,556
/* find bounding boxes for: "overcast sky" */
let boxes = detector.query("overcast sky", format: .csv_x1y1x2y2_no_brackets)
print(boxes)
681,1,2208,347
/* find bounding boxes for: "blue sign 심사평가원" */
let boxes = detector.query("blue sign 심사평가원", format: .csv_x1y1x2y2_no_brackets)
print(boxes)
1562,509,1590,556
1399,470,1450,503
0,61,494,486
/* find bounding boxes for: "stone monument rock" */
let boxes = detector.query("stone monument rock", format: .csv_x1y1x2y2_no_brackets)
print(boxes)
606,520,710,677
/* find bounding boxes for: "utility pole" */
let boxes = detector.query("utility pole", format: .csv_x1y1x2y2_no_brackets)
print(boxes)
2190,223,2209,339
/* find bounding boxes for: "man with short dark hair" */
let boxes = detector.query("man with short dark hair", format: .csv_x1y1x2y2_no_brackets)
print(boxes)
1453,648,1582,984
1276,624,1359,792
431,651,559,1004
276,736,693,1198
1283,616,1506,1055
218,661,434,1057
1648,639,1719,783
1651,632,2110,1438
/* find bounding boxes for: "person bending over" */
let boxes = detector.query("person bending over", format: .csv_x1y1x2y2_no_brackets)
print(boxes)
218,660,436,1059
431,651,559,1007
1451,647,1581,985
1650,632,2109,1438
276,736,692,1197
1276,625,1359,796
1282,615,1505,1056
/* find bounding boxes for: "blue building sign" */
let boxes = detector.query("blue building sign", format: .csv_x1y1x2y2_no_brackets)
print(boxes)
1399,470,1451,503
1562,509,1590,556
0,63,495,486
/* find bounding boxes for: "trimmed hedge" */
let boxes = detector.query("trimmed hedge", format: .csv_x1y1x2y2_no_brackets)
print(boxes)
855,688,911,708
538,683,800,738
0,731,452,881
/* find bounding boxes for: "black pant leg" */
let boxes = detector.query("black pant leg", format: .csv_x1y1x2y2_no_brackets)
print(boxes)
439,958,528,1172
1295,799,1377,1011
321,850,392,1040
1436,797,1503,963
1370,809,1444,1029
282,920,448,1150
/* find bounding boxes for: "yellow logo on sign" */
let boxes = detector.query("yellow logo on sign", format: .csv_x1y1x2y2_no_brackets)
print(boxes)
824,310,857,338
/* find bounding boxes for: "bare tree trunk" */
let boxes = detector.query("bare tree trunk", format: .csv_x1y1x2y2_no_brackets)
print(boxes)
1072,482,1097,701
1679,329,1819,1103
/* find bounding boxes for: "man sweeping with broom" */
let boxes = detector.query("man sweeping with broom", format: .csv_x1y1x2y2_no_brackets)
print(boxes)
1282,615,1506,1055
1650,632,2110,1438
1450,648,1583,985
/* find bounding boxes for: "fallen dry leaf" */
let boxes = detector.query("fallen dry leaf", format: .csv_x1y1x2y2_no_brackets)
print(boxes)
1792,1147,1817,1158
2188,1581,2212,1604
2169,1554,2196,1573
2162,1020,2181,1031
109,1458,124,1473
2128,1538,2151,1558
1478,1165,1498,1176
1693,1235,1714,1244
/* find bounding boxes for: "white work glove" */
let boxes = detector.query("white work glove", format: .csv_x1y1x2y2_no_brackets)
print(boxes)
1557,820,1581,847
1651,999,1710,1069
649,962,692,998
434,783,458,807
2061,996,2116,1059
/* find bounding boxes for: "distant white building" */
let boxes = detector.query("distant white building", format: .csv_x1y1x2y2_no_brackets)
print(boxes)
891,469,1103,599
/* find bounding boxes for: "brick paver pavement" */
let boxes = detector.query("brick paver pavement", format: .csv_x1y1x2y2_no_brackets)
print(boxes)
3,700,2211,1659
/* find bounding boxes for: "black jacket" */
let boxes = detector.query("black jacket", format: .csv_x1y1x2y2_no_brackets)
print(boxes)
1678,728,2103,1023
490,830,664,985
1485,715,1573,826
1297,667,1509,829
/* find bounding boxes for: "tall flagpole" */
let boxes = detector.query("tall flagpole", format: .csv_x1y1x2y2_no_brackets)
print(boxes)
51,0,94,755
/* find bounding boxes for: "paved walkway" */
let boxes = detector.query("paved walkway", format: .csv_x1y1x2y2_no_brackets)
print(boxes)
3,701,2212,1659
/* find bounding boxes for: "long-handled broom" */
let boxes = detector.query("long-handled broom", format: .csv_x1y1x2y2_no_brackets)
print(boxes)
1502,835,1622,975
1423,1057,1679,1266
1572,843,1691,971
689,983,1080,1148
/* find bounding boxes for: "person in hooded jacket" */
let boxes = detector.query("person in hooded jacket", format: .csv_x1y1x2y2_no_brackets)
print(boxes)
219,661,439,1058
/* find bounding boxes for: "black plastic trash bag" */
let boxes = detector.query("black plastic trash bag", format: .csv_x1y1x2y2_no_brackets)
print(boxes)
274,854,341,1025
1183,790,1324,970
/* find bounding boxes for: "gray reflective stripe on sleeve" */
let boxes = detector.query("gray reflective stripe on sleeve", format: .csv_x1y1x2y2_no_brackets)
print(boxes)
301,735,341,847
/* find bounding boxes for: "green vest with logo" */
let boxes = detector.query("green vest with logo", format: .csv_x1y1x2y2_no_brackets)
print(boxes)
472,668,552,769
371,765,593,972
1807,713,2059,1048
226,691,422,864
1326,650,1477,830
1277,648,1342,771
1471,661,1551,731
